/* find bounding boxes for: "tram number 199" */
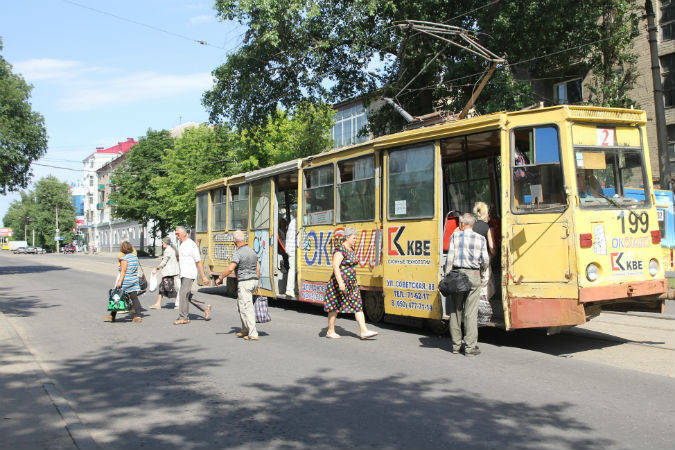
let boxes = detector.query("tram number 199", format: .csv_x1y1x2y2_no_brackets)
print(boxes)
617,211,648,234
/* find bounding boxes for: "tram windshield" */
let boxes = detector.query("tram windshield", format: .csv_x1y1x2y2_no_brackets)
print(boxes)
574,147,648,209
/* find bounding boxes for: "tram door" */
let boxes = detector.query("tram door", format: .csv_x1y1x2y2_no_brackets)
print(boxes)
273,172,298,297
250,179,275,296
503,125,576,328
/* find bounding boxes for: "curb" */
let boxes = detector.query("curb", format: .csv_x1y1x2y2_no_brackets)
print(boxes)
0,311,98,449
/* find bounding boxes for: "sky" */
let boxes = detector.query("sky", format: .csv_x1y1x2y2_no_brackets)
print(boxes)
0,0,245,220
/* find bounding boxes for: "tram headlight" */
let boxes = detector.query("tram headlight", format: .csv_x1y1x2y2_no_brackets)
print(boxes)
586,263,599,282
649,259,659,276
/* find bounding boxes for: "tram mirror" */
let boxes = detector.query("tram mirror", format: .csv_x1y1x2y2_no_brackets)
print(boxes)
581,152,606,170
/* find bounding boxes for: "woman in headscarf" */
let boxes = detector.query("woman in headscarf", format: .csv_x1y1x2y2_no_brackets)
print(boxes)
323,227,378,340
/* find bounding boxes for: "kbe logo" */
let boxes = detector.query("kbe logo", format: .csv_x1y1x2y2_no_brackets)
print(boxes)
610,252,643,272
387,226,431,256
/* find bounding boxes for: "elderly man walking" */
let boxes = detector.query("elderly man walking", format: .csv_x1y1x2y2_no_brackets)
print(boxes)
215,230,261,341
444,213,489,356
173,226,212,325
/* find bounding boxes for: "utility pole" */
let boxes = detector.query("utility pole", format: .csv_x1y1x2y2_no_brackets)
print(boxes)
55,204,60,253
32,228,35,246
646,0,672,190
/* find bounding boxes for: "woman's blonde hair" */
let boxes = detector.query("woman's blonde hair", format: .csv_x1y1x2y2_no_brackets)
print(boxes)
473,202,489,222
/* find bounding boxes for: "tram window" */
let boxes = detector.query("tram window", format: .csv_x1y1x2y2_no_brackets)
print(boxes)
251,181,271,230
304,164,334,225
228,184,249,230
512,126,565,213
388,144,435,219
444,158,491,213
338,156,375,222
196,192,208,232
212,188,226,231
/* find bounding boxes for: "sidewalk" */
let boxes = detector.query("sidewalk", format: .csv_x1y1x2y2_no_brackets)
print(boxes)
0,311,96,449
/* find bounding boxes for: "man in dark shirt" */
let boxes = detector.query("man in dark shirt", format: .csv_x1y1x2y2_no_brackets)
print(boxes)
215,230,261,341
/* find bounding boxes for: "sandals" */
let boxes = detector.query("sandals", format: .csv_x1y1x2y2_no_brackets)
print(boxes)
243,336,259,341
326,332,342,339
236,332,248,338
204,305,212,321
173,319,190,325
360,331,378,340
148,304,161,309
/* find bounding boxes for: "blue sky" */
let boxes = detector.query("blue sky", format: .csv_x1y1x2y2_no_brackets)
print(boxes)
0,0,244,220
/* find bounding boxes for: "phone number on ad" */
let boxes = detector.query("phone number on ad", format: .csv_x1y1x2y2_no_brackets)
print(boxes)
391,299,433,312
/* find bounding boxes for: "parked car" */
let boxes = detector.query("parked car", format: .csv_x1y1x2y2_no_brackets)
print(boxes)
62,243,76,253
13,246,27,254
25,246,37,254
35,247,46,254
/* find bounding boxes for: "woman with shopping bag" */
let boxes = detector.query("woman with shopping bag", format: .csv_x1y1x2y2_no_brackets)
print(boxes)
149,236,180,309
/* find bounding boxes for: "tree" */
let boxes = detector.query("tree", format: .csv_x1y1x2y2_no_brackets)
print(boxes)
151,125,233,227
0,37,48,194
583,0,640,108
204,1,640,134
110,130,174,249
232,101,334,173
2,176,75,249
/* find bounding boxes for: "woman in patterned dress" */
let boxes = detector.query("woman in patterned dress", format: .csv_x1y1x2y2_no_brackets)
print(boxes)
105,241,143,323
324,227,378,340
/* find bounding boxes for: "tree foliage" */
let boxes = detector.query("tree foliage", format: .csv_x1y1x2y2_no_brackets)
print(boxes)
151,125,232,227
110,129,174,235
2,176,76,250
0,38,48,194
204,0,642,134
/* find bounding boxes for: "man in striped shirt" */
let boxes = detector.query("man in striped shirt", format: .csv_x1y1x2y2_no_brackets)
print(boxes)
444,213,489,356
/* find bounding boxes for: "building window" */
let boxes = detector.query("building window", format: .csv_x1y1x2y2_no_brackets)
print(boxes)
90,159,94,168
661,53,675,107
553,79,582,104
89,176,94,187
663,3,675,41
668,125,675,159
330,103,368,148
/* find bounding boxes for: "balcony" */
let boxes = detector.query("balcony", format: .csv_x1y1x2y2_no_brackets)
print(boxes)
98,184,105,190
96,203,104,210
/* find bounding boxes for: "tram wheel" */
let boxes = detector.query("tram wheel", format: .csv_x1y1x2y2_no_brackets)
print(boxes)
426,318,449,335
363,291,385,323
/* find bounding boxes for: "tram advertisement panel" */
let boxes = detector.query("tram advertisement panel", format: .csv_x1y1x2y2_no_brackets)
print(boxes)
298,225,382,303
382,222,441,319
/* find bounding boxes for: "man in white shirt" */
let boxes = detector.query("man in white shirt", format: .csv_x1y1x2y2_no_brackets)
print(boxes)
174,226,212,325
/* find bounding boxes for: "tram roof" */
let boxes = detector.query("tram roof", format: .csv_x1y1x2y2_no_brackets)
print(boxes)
196,105,646,193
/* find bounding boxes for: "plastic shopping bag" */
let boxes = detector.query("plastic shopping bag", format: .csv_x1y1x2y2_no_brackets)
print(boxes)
148,272,158,292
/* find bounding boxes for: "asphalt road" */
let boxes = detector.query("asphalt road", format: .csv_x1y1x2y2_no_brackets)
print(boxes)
1,253,674,449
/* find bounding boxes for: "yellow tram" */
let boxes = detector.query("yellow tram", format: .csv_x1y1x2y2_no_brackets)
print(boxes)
195,105,666,331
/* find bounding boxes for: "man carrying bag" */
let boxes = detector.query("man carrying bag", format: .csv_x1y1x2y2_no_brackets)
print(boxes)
442,213,489,356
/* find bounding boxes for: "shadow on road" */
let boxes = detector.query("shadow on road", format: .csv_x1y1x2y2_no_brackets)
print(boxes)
0,265,68,275
15,340,613,448
0,288,59,317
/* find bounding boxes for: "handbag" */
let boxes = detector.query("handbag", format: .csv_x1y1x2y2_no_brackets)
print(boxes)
253,295,271,323
136,257,148,291
439,269,472,296
108,287,131,311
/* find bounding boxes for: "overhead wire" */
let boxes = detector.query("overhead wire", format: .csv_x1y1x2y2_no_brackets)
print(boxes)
60,0,234,51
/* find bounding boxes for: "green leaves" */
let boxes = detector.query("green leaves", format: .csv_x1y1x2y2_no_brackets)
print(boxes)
0,38,48,194
205,0,642,135
1,177,76,250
